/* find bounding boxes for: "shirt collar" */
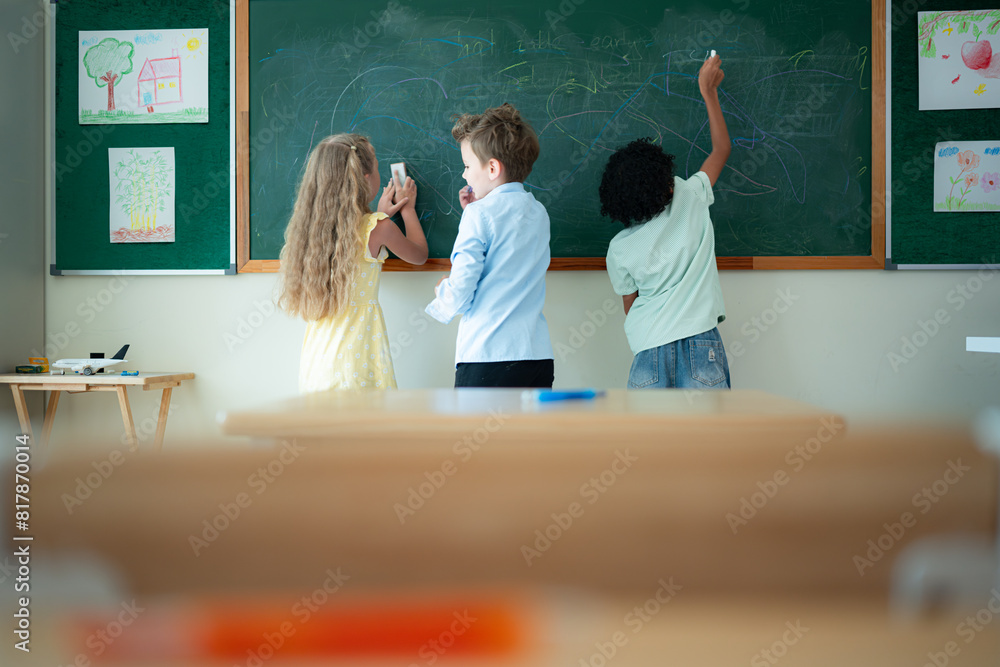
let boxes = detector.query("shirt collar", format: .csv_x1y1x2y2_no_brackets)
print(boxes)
487,181,525,197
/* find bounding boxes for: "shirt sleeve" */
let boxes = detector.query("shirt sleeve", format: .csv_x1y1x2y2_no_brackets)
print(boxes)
689,171,715,206
606,243,637,296
363,212,390,262
425,207,488,323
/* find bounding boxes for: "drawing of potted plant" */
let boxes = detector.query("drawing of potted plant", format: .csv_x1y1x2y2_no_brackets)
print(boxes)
945,149,981,210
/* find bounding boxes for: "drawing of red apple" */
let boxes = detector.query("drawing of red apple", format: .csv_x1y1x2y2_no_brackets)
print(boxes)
962,24,992,70
962,39,992,69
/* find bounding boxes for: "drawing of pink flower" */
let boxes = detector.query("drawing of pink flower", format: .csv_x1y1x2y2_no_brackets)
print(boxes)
964,173,980,188
958,150,981,171
982,172,999,193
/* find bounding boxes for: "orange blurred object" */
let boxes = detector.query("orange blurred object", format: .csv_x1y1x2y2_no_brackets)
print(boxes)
68,592,533,663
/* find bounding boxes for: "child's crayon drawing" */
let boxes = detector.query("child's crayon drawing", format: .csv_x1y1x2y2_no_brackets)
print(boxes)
918,10,1000,110
79,29,208,124
933,141,1000,212
109,147,176,242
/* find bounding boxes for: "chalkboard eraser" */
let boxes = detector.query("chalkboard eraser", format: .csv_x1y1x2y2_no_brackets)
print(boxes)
390,162,407,185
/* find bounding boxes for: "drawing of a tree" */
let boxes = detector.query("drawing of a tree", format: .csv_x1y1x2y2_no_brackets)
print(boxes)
114,150,172,231
83,38,135,111
918,10,1000,59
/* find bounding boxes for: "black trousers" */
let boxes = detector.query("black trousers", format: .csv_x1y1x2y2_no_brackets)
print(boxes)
454,359,554,388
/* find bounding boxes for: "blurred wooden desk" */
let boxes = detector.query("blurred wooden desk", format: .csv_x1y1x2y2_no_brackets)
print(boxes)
0,371,194,451
23,393,999,663
30,421,995,598
219,388,846,447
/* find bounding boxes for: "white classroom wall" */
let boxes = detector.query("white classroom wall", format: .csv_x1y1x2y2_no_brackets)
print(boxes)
39,268,1000,449
0,0,46,444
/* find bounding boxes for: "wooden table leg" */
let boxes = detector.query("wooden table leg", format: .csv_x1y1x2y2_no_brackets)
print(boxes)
116,385,139,452
41,390,61,450
153,387,173,452
9,385,33,440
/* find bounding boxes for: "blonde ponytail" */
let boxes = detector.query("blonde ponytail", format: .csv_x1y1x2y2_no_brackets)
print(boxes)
277,134,376,320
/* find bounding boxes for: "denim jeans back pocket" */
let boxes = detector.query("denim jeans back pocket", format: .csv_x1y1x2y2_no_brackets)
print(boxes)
689,340,727,387
628,346,660,388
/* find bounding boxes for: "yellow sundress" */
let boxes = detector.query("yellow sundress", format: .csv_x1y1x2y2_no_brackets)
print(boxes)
298,212,397,392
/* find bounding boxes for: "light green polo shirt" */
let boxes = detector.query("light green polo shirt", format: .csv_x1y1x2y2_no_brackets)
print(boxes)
606,171,726,355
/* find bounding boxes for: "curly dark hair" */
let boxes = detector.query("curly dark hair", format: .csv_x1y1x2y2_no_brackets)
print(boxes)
599,138,675,227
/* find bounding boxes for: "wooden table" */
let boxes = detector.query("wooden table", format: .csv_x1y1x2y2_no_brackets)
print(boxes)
210,390,999,598
219,388,847,447
28,416,996,599
22,391,997,663
0,371,194,451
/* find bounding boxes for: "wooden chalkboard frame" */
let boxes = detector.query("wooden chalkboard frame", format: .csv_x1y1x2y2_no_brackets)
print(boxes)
235,0,885,272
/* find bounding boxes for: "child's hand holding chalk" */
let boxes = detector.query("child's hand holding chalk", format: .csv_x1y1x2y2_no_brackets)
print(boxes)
698,50,724,93
458,185,478,210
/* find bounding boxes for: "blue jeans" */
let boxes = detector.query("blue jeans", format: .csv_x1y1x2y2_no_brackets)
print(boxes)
628,327,731,389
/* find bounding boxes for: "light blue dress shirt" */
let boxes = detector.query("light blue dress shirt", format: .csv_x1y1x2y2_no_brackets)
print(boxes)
425,182,554,365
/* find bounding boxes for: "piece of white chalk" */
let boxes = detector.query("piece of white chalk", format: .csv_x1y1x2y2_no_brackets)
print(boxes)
711,50,716,57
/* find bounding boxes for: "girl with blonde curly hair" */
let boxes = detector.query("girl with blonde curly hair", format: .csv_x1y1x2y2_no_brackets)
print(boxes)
278,134,427,391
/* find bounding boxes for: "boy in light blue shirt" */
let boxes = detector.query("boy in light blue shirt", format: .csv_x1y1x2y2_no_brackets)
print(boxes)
601,54,731,389
425,103,554,388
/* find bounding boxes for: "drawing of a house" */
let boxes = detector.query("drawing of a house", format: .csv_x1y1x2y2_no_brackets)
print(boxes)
136,51,182,113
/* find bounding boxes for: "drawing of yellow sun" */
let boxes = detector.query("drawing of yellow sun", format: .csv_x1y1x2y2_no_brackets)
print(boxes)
974,84,987,96
181,30,207,59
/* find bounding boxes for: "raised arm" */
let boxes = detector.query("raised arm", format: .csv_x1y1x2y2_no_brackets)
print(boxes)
370,177,428,265
697,55,731,186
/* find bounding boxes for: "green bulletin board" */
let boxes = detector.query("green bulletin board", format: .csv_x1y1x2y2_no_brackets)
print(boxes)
888,0,1000,268
53,0,233,274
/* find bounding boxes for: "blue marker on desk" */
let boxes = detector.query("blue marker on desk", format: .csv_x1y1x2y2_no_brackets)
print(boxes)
522,389,606,403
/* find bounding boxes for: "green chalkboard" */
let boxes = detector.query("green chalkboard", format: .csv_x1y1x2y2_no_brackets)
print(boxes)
889,0,1000,267
54,0,232,274
246,0,873,264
